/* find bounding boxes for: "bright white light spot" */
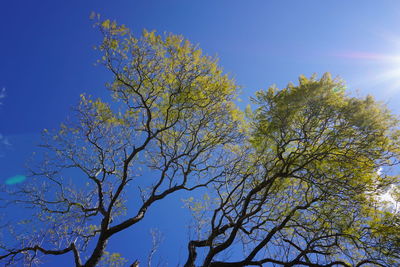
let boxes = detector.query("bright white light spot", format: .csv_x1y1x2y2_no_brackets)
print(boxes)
377,185,399,213
336,48,400,97
374,168,399,213
377,167,382,176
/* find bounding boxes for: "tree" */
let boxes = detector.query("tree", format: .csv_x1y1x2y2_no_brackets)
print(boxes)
0,19,242,266
1,19,399,267
184,74,400,267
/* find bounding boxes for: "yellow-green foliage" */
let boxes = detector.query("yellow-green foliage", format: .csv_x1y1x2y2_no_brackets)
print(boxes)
98,251,128,267
248,74,400,263
80,18,245,155
96,19,241,125
252,73,399,191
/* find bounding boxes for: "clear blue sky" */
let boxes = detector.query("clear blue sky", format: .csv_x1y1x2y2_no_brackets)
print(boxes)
1,1,400,266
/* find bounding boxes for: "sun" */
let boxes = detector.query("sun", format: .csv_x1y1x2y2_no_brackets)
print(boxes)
337,50,400,97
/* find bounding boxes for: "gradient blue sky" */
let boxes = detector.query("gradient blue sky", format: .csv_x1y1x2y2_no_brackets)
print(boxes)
1,1,400,266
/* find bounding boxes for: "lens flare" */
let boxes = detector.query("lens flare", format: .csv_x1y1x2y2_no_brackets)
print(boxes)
336,50,400,97
5,175,26,185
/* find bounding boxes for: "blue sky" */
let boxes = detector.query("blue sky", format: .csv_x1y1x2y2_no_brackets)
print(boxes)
1,1,400,266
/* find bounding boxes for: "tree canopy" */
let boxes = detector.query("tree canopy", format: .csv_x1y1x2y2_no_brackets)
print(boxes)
184,74,400,267
0,19,399,267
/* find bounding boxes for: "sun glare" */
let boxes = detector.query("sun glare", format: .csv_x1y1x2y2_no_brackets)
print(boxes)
337,49,400,97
